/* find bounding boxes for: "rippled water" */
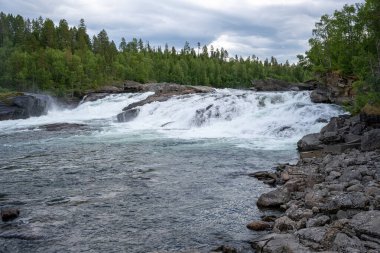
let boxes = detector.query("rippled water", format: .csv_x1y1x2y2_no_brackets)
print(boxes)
0,90,344,252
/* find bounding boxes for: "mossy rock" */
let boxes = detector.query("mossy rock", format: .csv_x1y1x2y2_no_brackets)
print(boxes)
360,103,380,124
362,103,380,116
0,92,24,105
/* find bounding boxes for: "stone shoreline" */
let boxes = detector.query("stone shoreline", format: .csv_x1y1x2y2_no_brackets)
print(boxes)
249,114,380,253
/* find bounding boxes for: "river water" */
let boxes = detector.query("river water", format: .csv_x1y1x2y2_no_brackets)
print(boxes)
0,89,344,252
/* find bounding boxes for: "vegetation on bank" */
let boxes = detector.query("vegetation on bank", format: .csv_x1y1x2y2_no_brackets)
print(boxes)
0,13,310,97
0,0,379,114
305,0,380,112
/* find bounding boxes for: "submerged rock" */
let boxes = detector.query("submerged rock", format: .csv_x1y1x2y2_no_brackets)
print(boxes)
1,208,20,222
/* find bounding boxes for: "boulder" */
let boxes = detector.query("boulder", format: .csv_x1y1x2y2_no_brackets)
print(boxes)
349,211,380,238
331,232,365,253
273,216,298,233
246,220,272,231
0,93,52,121
297,133,323,152
321,192,369,212
361,129,380,151
257,187,290,208
306,215,330,227
252,233,311,253
117,108,140,122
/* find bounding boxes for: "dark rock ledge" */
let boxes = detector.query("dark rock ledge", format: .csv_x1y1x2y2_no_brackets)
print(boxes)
249,113,380,253
116,82,214,122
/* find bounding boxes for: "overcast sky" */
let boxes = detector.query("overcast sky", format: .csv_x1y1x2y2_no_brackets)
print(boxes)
1,0,363,62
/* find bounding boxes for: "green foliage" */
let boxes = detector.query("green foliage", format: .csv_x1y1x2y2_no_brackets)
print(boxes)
306,0,380,113
0,12,311,97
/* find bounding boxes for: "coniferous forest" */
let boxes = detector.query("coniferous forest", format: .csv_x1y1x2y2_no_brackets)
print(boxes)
0,13,309,97
0,0,379,112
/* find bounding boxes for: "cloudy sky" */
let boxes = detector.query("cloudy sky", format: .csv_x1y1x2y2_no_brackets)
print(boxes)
1,0,363,62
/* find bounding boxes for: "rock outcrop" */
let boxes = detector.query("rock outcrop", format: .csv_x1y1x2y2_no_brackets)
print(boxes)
251,114,380,253
310,72,356,105
0,93,52,121
251,78,315,92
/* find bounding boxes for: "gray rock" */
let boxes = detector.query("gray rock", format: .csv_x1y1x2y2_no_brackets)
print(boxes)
306,215,330,227
349,211,380,238
296,226,328,244
331,232,365,253
257,187,290,208
297,133,323,152
252,233,312,253
361,129,380,151
286,206,313,221
273,216,298,233
117,108,140,122
320,117,345,134
321,192,369,212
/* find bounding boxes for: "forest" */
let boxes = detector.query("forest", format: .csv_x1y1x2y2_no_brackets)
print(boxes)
0,0,379,112
0,13,309,97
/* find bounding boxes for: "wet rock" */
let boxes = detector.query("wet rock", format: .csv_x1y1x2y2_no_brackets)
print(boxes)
212,245,237,253
361,129,380,151
250,171,278,185
251,78,314,91
257,188,290,208
117,108,140,122
38,123,87,132
252,233,311,253
0,231,43,240
297,133,323,152
1,208,20,222
246,220,272,231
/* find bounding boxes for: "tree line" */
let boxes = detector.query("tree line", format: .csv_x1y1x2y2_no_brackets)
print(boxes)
0,12,310,97
305,0,380,111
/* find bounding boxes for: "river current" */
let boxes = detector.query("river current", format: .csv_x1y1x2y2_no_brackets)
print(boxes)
0,89,344,252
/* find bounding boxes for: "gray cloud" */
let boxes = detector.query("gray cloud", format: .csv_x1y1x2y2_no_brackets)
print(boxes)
0,0,364,62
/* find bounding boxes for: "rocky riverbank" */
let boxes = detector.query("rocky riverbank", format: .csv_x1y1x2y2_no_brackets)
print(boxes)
249,113,380,252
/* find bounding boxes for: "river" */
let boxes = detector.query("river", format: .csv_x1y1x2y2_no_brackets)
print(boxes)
0,89,344,252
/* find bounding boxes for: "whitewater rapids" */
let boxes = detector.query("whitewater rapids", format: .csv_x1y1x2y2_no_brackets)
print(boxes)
0,89,344,149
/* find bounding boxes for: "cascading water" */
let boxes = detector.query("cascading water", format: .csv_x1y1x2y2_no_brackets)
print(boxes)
0,89,345,253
